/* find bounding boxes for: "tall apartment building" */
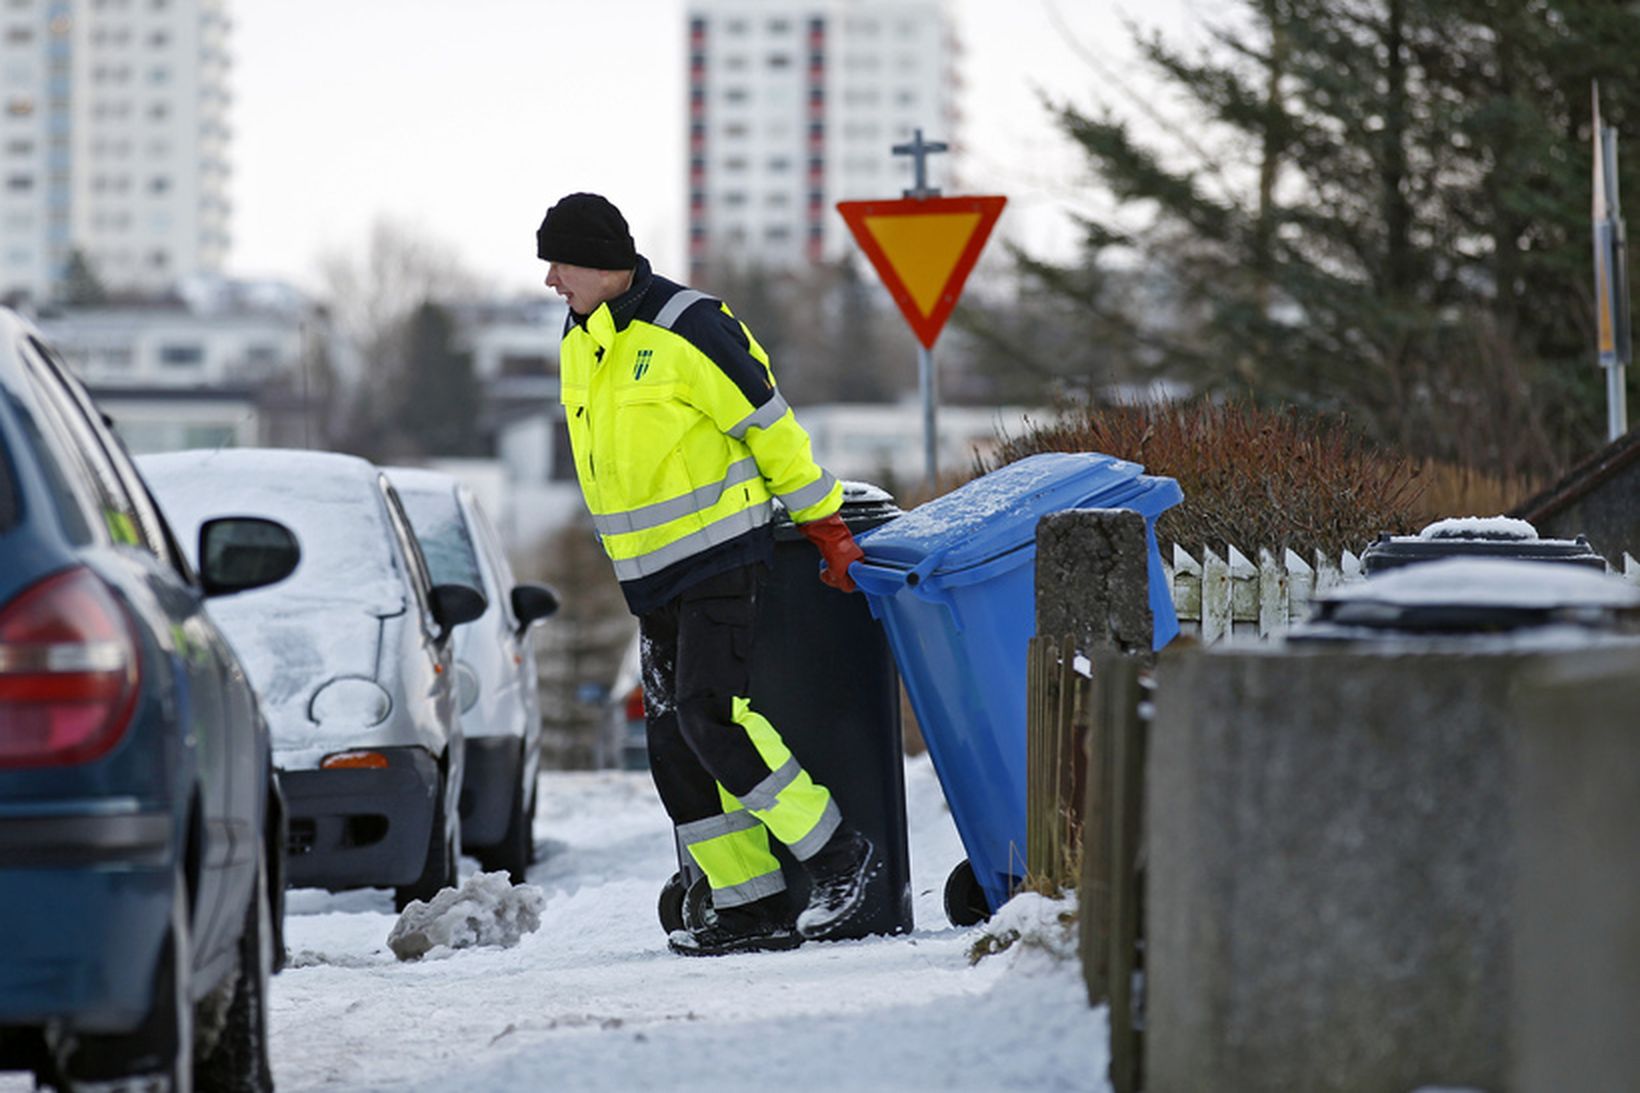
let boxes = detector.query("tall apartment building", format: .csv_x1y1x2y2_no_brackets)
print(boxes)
1,0,230,304
686,0,958,278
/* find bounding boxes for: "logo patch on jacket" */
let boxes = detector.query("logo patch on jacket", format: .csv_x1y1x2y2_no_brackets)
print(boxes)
633,348,654,380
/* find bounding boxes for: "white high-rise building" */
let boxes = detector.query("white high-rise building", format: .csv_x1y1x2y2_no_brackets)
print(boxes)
685,0,959,279
1,0,230,303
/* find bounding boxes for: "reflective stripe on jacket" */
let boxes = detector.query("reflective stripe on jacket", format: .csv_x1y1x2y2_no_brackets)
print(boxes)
558,258,843,585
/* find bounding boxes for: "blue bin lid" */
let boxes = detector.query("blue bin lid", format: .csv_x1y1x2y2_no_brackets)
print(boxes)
859,452,1165,576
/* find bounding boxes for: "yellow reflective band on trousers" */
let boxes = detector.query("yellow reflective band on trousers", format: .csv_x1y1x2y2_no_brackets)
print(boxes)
678,807,785,909
728,697,840,859
675,697,841,906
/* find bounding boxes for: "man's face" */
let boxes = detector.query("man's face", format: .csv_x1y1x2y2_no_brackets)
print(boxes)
545,262,632,316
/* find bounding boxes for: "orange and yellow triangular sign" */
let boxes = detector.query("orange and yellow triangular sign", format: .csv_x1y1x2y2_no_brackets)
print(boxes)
837,195,1006,349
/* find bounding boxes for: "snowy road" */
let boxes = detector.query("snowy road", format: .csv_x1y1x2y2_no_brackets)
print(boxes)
271,755,1105,1092
3,757,1108,1091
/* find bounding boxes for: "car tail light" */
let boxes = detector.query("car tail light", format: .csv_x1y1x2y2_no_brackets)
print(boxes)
623,684,645,723
321,750,390,770
0,566,141,768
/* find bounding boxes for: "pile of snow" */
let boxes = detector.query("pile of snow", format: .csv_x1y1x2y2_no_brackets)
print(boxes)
967,890,1081,969
386,872,546,961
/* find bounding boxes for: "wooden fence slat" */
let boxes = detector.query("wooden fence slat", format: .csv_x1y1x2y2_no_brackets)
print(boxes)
1285,548,1315,624
1162,541,1640,642
1201,547,1230,645
1105,657,1145,1093
1228,546,1259,637
1313,548,1343,593
1170,543,1201,622
1257,548,1288,638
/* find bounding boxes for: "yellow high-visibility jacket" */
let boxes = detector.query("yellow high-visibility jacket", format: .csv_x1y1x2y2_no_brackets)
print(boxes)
558,257,842,612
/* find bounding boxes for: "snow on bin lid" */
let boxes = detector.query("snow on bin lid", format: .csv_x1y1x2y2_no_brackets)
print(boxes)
1300,556,1640,636
1324,557,1639,610
1417,515,1538,540
1360,512,1604,576
857,452,1161,575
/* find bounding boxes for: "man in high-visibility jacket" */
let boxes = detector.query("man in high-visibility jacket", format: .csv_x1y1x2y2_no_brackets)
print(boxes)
536,192,876,956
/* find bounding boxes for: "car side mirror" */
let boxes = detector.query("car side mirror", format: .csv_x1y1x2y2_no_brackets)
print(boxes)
430,582,487,644
198,517,300,598
510,582,559,636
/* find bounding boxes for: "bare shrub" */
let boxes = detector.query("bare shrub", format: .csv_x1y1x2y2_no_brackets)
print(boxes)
977,399,1429,557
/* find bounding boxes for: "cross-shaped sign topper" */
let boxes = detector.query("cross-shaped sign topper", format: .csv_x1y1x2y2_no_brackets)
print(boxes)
892,128,949,200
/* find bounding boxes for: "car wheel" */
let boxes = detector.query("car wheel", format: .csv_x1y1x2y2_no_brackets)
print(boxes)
395,771,457,913
525,779,539,866
476,776,531,884
61,867,195,1091
195,849,275,1092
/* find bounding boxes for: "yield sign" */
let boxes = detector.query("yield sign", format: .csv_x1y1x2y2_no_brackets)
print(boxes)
837,195,1006,349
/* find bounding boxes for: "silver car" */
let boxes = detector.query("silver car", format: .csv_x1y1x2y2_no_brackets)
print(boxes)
139,449,485,911
387,467,558,882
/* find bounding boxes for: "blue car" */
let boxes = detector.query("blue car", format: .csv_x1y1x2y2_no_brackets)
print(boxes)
0,308,299,1091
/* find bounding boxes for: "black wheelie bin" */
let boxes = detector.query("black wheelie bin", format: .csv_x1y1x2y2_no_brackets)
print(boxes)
659,481,911,940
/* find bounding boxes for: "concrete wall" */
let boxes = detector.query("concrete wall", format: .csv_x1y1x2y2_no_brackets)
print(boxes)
1511,647,1640,1092
1146,643,1535,1093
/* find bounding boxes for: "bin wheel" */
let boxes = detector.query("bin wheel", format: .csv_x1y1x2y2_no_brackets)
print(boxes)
944,859,991,926
658,872,713,935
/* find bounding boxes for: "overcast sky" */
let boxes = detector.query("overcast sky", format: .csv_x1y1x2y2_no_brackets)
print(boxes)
226,0,1198,299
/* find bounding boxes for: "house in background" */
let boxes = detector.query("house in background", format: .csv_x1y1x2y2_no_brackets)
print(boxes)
29,275,344,454
1515,427,1640,565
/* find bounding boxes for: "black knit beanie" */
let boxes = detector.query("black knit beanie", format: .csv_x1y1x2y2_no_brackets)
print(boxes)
535,193,637,270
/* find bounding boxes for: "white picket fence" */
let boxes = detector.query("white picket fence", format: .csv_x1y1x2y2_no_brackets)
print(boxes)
1165,544,1640,644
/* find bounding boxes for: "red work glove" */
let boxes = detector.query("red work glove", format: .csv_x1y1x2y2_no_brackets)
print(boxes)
798,513,864,593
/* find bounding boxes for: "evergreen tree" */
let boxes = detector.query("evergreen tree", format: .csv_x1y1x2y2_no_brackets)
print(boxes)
1041,0,1640,477
60,249,108,307
393,301,483,457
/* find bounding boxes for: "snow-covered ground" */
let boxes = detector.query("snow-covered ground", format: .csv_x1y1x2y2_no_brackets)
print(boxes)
259,756,1107,1091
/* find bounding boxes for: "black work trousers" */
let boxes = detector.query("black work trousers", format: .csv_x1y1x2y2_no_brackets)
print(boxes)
638,563,781,826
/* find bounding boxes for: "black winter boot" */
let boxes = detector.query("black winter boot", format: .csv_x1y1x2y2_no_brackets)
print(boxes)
797,827,877,940
667,892,801,957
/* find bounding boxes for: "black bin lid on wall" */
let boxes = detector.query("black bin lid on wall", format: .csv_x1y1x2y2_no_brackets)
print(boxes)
1361,516,1608,576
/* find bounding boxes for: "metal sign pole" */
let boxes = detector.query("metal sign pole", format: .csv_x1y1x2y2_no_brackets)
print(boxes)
1604,125,1630,441
919,344,937,489
894,128,949,493
1593,82,1631,441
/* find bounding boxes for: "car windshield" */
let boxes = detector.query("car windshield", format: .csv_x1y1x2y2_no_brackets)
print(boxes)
138,449,406,614
395,489,484,592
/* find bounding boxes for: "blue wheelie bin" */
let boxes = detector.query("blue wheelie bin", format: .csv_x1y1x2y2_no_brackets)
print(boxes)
850,452,1182,920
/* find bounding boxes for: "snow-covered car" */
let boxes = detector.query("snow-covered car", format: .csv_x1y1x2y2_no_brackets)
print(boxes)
139,449,486,911
1,309,297,1090
386,467,559,882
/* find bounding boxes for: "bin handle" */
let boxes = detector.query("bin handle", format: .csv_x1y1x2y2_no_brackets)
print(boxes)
847,558,965,632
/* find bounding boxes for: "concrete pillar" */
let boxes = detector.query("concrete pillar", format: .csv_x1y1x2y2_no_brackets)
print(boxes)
1035,508,1153,656
1512,646,1640,1092
1146,643,1548,1093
